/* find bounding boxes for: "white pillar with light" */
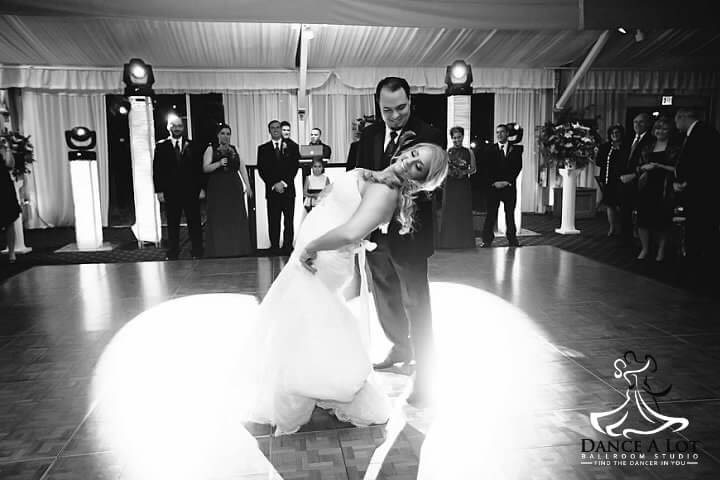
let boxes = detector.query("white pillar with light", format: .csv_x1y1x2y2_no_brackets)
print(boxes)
59,127,112,251
128,97,161,246
123,59,162,247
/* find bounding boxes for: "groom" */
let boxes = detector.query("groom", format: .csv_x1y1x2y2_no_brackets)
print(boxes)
351,76,445,405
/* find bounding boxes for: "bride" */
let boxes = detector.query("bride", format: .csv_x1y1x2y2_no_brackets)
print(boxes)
244,141,448,435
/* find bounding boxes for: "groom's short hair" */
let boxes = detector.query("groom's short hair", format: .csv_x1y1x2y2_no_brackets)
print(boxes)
375,77,411,102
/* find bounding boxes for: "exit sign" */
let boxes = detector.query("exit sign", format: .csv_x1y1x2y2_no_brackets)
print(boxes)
661,96,673,106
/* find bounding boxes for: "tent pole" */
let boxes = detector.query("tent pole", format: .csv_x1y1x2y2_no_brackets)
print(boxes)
554,30,610,111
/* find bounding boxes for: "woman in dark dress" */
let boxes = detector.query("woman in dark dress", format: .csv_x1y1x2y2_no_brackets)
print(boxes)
202,123,253,257
438,126,477,249
636,116,680,261
1,138,21,263
595,124,628,236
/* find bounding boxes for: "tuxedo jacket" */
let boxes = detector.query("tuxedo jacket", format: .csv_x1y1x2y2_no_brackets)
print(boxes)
620,132,655,176
152,137,202,200
483,143,523,187
352,115,445,259
257,138,301,198
675,122,720,219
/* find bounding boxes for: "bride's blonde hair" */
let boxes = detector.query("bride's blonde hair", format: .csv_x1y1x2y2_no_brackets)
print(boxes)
360,142,448,234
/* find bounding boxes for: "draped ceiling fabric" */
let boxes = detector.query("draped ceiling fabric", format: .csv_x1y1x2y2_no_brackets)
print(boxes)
1,9,719,224
0,1,582,30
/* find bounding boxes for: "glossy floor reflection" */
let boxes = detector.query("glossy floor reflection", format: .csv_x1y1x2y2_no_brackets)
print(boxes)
1,246,719,479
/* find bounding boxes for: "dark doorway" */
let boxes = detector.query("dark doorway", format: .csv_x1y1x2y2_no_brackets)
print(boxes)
470,93,494,213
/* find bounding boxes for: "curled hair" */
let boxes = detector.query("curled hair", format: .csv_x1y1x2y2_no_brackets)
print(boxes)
607,124,624,140
216,122,232,135
360,143,448,234
449,126,464,137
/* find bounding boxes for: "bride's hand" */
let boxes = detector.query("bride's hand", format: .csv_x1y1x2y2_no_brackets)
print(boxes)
300,249,317,274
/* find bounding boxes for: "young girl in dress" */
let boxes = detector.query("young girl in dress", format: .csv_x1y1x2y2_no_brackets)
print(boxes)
303,158,330,212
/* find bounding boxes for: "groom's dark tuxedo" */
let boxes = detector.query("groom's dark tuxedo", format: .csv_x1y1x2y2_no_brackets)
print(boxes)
351,114,445,385
152,136,203,258
257,138,300,250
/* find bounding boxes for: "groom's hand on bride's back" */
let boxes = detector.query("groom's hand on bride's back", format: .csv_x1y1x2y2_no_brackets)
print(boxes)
300,249,318,274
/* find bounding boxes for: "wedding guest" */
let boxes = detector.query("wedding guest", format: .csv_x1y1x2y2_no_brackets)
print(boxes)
280,121,293,142
674,108,720,290
481,124,523,248
635,117,680,261
596,124,629,236
0,137,20,263
153,117,203,260
303,158,330,212
257,120,301,253
619,113,654,245
438,126,477,249
203,123,253,257
309,128,332,160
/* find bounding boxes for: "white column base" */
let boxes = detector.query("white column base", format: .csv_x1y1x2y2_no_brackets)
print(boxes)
555,227,581,235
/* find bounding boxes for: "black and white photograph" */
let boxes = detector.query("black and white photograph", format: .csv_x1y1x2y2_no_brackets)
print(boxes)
1,1,719,478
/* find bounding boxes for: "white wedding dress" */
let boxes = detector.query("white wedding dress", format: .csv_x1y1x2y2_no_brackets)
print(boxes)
245,169,391,434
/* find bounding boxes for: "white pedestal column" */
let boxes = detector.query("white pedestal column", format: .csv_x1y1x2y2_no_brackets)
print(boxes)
128,96,162,246
555,168,581,235
69,158,106,250
1,176,32,255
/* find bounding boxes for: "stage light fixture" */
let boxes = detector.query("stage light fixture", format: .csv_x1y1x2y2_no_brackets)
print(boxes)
65,126,97,155
123,58,155,97
617,27,628,34
505,122,524,144
445,60,473,96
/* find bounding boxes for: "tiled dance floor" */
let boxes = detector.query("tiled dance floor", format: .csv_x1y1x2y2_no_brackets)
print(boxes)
1,246,718,479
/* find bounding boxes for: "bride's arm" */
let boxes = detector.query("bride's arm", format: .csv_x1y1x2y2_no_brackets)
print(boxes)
303,182,397,255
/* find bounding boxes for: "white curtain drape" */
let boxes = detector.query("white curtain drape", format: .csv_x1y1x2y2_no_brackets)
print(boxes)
493,89,552,213
308,92,375,165
21,91,109,227
222,91,298,166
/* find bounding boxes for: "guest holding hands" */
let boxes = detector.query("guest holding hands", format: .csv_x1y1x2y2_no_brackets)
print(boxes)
203,122,253,257
635,116,680,261
438,126,477,249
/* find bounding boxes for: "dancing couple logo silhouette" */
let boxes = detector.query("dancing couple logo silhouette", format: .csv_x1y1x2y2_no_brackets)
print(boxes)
590,350,689,438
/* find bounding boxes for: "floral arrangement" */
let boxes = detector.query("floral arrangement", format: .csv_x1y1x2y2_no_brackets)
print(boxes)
448,150,471,179
537,121,599,169
0,131,36,177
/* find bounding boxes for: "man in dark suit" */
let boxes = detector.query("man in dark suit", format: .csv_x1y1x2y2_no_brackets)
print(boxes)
674,108,720,291
480,124,523,247
309,127,332,160
619,113,654,244
257,120,300,253
351,76,445,405
152,117,203,260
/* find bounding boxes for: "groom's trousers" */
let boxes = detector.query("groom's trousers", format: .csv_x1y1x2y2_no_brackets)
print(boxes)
366,244,434,377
